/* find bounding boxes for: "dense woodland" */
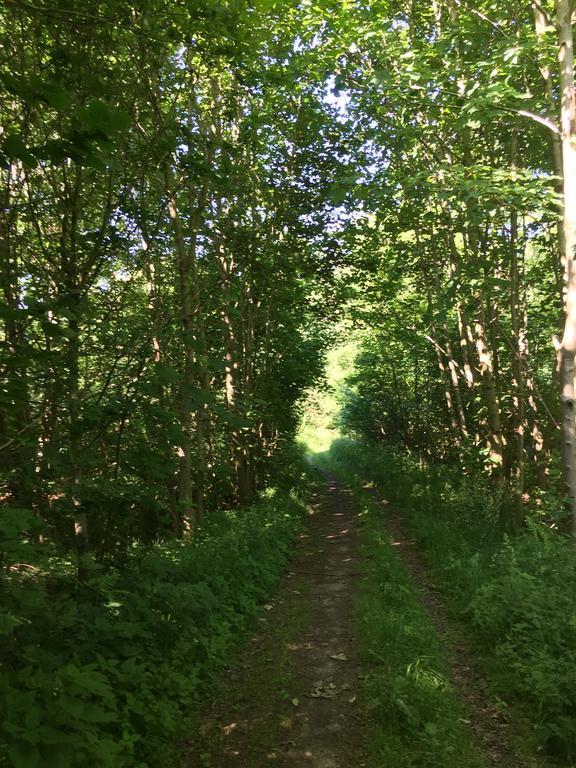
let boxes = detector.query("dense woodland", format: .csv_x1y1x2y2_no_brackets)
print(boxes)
3,0,576,765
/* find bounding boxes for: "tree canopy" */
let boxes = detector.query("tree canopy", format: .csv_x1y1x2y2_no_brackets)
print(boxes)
2,0,576,763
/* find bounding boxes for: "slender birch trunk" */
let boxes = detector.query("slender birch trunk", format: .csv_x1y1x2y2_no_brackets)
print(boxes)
466,213,504,472
509,134,527,526
555,0,576,534
61,166,89,576
163,163,195,535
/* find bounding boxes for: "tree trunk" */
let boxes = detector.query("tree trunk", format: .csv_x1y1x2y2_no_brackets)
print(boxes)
164,163,196,535
534,0,565,298
555,0,576,535
509,133,527,526
62,166,89,577
431,260,468,437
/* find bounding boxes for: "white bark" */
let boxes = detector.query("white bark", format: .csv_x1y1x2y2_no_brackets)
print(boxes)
555,0,576,535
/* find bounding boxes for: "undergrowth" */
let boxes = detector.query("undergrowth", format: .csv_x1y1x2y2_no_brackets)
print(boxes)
0,482,308,767
354,487,485,768
329,438,576,763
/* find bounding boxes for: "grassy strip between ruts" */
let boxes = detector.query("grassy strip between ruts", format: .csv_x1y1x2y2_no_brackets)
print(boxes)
351,486,486,768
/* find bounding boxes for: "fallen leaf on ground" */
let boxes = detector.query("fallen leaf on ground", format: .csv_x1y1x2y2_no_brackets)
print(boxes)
310,682,338,699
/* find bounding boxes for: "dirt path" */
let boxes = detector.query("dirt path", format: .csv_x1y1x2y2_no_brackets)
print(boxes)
181,475,368,768
179,475,545,768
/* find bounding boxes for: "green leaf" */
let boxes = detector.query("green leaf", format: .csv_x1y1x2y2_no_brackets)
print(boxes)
0,612,23,636
33,77,70,110
41,322,64,338
2,134,38,168
8,743,42,768
78,101,130,137
154,362,180,384
0,303,27,321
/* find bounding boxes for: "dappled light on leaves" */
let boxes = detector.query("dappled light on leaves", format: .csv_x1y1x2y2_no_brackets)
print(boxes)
2,0,576,763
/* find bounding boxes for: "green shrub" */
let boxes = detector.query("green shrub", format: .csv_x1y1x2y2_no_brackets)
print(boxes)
0,489,306,767
469,531,576,753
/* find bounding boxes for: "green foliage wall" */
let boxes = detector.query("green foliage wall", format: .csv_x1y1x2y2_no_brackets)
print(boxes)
0,487,306,767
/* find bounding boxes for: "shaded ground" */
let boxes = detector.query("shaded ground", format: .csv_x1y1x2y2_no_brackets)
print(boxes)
181,476,368,768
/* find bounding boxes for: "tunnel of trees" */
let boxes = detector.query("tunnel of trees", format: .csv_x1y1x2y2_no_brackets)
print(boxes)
2,0,576,765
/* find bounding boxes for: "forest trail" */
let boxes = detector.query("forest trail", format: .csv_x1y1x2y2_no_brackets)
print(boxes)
181,476,532,768
181,474,367,768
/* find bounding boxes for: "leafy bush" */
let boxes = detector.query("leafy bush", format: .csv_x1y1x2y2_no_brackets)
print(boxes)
0,489,306,767
469,532,576,753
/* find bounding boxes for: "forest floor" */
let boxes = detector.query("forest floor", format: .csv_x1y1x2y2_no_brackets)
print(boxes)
178,474,542,768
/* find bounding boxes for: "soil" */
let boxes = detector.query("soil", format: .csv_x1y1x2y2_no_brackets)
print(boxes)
180,474,368,768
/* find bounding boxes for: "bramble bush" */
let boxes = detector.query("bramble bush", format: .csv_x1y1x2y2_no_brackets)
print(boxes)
0,487,306,767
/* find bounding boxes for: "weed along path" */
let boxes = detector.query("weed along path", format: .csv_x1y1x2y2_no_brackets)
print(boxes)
181,474,368,768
